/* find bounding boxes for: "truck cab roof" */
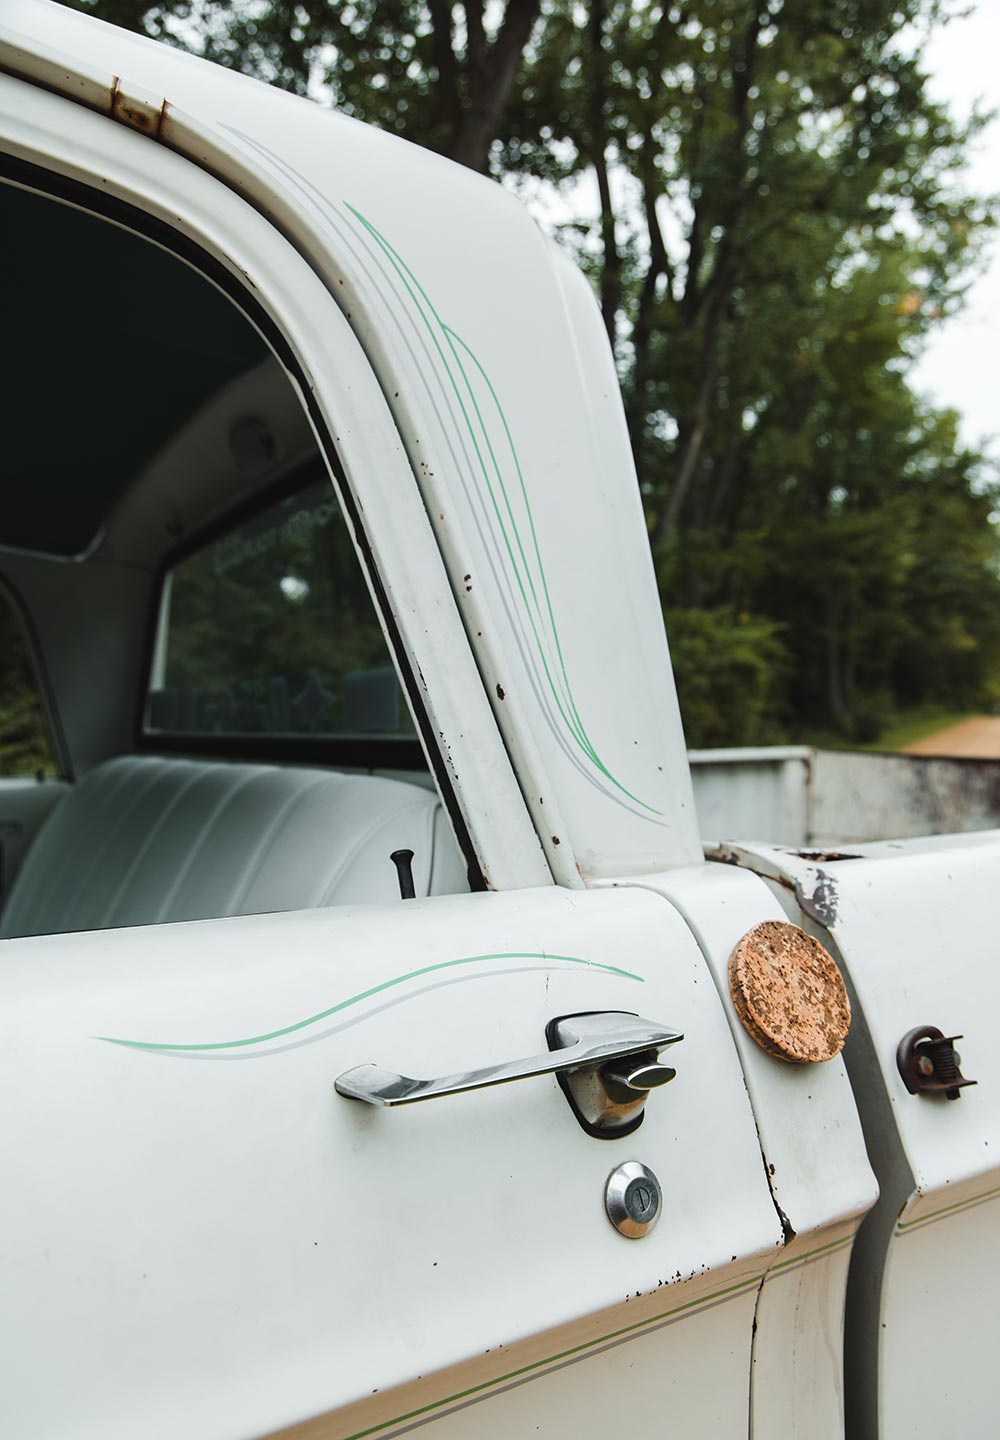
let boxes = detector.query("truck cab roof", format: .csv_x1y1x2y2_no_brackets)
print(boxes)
1,0,700,882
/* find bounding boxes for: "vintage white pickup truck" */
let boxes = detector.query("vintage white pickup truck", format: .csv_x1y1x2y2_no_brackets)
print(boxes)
1,3,996,1437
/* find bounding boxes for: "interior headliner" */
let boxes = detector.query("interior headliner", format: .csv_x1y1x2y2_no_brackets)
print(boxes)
2,181,269,558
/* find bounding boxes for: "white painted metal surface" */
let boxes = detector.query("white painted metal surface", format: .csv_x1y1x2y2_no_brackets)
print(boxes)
600,864,878,1438
717,837,1000,1437
688,746,812,846
0,885,782,1438
689,744,1000,848
809,748,1000,845
0,0,702,882
2,7,997,1437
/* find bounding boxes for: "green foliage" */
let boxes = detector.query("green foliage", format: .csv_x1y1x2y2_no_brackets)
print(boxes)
0,598,54,778
665,606,788,746
503,0,1000,741
859,706,974,752
59,0,1000,747
160,484,413,737
61,0,544,170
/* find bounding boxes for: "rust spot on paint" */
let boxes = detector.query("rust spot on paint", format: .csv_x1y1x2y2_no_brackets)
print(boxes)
728,921,850,1064
795,871,839,926
792,850,861,863
110,78,167,139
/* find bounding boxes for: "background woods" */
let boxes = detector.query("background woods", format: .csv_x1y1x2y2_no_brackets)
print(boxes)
54,0,1000,748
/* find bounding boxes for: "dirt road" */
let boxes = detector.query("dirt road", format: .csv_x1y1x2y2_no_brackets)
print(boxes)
903,716,1000,758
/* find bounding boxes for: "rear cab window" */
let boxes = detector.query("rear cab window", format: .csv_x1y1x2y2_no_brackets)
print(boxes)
0,588,56,779
146,478,416,752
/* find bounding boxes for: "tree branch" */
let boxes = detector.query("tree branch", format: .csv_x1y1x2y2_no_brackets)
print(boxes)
625,136,673,476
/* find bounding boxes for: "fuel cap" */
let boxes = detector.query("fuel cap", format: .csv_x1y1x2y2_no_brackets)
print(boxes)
605,1161,662,1238
728,920,850,1063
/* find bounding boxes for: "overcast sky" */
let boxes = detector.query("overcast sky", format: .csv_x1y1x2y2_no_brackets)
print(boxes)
912,3,999,455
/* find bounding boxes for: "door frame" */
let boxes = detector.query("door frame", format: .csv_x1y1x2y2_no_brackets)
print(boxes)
0,69,552,895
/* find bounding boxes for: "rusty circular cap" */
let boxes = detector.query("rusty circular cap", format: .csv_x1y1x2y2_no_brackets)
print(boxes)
728,921,850,1064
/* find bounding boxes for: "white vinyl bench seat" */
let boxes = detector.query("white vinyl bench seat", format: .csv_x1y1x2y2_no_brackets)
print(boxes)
0,754,467,939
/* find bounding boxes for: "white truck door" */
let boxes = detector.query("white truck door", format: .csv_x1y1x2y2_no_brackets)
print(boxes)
1,885,783,1439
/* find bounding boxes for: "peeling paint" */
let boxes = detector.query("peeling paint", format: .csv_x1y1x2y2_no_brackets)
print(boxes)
791,850,861,863
795,870,838,927
110,77,166,139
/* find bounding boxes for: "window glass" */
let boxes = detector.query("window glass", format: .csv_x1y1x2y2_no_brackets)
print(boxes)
0,589,56,777
146,479,414,742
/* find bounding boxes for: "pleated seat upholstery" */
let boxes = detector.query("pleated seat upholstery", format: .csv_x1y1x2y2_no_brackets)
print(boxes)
0,754,466,939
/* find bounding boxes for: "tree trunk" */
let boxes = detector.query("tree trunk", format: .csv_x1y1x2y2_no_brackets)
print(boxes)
588,0,620,347
653,251,731,546
451,0,541,171
652,6,764,546
625,121,673,489
429,0,461,139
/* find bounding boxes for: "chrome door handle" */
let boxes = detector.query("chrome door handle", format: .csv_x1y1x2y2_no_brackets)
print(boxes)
336,1011,683,1137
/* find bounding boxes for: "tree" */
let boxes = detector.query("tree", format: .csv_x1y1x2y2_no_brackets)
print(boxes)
60,0,1000,744
501,0,1000,735
64,0,543,173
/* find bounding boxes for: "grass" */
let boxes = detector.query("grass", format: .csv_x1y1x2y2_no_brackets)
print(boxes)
792,706,977,755
862,707,975,753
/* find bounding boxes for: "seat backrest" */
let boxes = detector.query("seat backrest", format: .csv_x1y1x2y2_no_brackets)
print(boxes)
0,754,467,939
